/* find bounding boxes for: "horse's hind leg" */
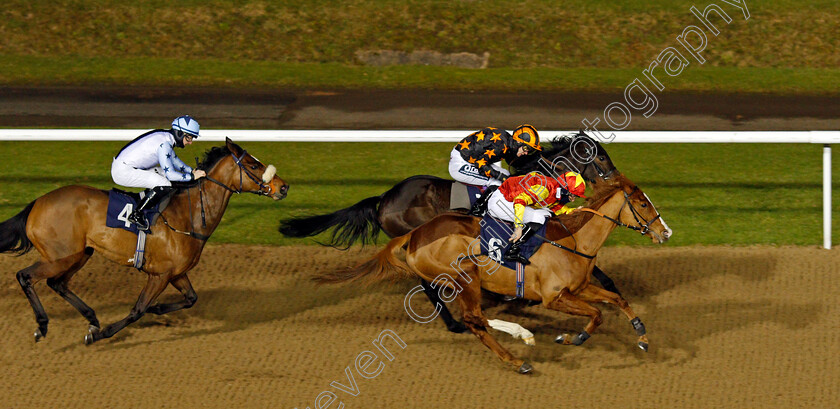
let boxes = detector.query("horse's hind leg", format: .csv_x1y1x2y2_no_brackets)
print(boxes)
576,284,649,351
455,278,531,374
146,274,197,315
86,273,169,345
46,247,100,332
16,251,91,342
545,288,603,347
420,279,467,333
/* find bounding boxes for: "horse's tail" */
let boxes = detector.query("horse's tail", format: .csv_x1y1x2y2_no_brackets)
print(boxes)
0,201,35,255
278,196,382,248
314,233,415,285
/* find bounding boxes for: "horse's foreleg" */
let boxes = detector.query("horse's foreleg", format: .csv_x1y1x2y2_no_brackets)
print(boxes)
545,288,603,347
591,265,622,296
147,274,197,315
46,248,99,332
420,279,467,333
576,284,648,351
456,279,531,374
86,273,169,345
488,319,535,346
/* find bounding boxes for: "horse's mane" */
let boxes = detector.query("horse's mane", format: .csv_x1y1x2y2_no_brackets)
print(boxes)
169,144,234,189
197,145,232,171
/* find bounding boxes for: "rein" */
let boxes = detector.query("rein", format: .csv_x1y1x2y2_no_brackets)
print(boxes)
576,187,661,235
155,149,275,241
533,233,596,259
533,186,661,259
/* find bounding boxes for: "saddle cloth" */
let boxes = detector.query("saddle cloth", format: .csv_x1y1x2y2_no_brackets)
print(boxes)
479,215,547,271
105,189,169,234
450,182,484,210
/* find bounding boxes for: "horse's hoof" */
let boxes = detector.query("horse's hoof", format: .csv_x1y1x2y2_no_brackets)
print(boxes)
523,336,536,346
84,327,100,346
554,334,567,344
34,329,44,343
517,362,534,374
447,321,468,334
638,341,649,352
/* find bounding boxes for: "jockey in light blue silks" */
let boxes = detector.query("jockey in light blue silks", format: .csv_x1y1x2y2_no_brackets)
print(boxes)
110,115,207,230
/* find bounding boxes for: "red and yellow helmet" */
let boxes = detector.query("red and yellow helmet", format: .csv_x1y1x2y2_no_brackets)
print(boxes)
511,124,541,152
561,171,587,198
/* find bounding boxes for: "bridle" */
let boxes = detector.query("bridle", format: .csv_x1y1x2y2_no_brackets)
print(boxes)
577,186,661,235
203,150,275,196
158,149,277,241
534,186,661,259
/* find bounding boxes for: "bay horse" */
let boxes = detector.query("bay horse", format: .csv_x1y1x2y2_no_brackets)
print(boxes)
0,138,289,344
315,173,671,373
279,132,622,332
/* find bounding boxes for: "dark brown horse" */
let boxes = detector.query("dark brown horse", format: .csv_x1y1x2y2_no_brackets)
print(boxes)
279,133,616,247
279,132,622,332
0,138,288,344
316,173,671,373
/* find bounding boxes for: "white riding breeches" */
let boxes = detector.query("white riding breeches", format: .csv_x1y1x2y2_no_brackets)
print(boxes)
487,189,553,226
448,148,509,187
111,159,172,189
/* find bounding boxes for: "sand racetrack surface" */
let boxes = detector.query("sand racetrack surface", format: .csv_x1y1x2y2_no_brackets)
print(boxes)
0,244,837,408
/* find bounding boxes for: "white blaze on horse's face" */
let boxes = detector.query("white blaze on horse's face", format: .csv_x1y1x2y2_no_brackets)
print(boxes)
643,192,672,242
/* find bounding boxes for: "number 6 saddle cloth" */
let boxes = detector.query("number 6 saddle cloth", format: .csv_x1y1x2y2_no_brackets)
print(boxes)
479,215,547,271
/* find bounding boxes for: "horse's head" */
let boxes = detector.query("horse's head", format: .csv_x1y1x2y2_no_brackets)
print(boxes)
541,131,618,183
200,138,289,200
614,176,672,244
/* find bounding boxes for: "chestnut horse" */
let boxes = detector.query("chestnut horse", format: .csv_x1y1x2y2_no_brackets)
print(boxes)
0,138,288,344
280,132,622,332
315,173,671,373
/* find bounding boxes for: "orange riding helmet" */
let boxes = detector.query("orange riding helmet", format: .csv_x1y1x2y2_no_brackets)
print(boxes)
511,124,542,152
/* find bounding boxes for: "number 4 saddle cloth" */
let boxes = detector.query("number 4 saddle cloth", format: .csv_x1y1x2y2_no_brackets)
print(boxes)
105,189,171,234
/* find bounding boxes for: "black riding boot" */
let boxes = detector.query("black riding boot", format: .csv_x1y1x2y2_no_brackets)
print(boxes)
504,222,541,265
127,186,171,231
468,185,499,217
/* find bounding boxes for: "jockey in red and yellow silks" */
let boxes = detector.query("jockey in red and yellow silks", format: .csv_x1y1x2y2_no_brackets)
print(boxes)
487,171,587,265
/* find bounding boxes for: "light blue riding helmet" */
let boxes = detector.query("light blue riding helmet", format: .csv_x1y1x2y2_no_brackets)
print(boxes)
171,115,200,147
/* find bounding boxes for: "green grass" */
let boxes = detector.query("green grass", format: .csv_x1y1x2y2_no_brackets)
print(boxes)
2,1,840,93
2,55,839,94
1,141,838,247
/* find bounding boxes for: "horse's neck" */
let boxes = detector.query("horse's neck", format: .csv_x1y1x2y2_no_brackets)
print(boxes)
570,190,625,255
170,169,235,236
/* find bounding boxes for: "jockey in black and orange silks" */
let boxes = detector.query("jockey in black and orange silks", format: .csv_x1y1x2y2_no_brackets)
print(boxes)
447,125,542,216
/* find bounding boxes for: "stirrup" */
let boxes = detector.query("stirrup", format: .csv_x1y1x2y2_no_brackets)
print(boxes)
467,205,486,217
128,213,149,231
504,249,531,265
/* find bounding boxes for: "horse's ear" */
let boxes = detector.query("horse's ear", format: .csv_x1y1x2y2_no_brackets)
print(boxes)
225,137,239,154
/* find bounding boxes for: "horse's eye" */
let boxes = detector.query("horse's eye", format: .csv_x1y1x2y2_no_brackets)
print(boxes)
599,156,605,161
250,164,259,170
641,203,648,208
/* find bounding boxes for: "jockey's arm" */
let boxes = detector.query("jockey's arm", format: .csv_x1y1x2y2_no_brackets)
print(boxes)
511,185,550,226
157,143,194,182
548,190,577,215
169,151,193,176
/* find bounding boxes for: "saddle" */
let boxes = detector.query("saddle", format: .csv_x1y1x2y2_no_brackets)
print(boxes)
105,188,173,234
449,182,484,211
